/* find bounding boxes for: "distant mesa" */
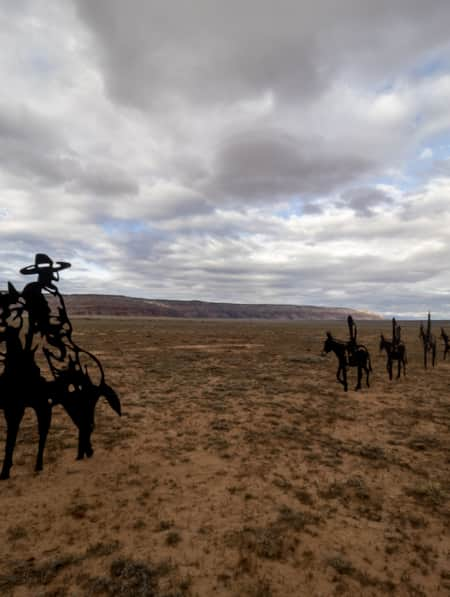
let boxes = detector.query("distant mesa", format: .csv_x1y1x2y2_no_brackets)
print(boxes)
54,295,382,320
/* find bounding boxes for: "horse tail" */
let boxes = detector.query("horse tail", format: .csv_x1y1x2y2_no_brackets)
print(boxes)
76,347,106,383
100,381,121,416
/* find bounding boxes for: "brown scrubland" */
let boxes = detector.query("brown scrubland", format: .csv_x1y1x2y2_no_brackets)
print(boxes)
0,318,449,596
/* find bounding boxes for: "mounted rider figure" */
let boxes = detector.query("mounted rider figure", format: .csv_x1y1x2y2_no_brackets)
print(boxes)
392,317,401,348
20,253,72,382
346,315,358,364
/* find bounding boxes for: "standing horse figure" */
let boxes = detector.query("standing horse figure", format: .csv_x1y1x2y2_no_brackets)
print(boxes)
0,285,53,479
440,327,450,360
48,346,121,461
419,313,436,369
379,318,407,380
322,316,372,391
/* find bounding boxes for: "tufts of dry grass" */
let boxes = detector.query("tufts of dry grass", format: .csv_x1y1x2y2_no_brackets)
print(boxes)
1,318,449,595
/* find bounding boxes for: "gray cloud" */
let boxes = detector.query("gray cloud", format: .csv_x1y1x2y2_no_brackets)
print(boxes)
0,103,75,185
74,0,450,108
206,129,372,200
0,102,139,200
70,163,139,197
338,187,394,217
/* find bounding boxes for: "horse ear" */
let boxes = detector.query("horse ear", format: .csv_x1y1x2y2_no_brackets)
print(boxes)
326,331,332,339
7,282,20,301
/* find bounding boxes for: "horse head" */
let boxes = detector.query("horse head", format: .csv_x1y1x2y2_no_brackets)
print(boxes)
0,283,24,333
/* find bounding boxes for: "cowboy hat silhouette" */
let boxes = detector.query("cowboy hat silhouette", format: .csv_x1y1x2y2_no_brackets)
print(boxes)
20,254,71,279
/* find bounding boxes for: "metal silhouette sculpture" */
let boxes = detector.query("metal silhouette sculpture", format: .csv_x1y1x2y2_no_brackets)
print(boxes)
379,318,407,380
322,315,372,391
419,312,436,369
0,254,121,479
440,327,449,360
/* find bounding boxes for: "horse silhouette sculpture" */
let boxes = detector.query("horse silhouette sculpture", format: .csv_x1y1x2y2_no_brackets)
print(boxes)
440,327,449,360
0,254,121,479
322,316,372,392
379,318,407,380
419,313,436,369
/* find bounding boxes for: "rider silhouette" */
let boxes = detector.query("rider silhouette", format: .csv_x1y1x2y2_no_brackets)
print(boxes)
347,315,358,360
392,317,401,348
20,254,72,378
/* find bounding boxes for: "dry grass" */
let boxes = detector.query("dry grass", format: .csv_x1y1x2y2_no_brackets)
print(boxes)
0,318,449,596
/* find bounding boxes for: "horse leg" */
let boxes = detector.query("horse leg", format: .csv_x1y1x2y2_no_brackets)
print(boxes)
35,404,52,472
366,361,370,387
84,426,94,458
77,418,94,460
341,363,348,392
79,411,94,459
355,364,362,391
424,348,427,369
432,345,436,368
76,397,96,460
1,407,24,480
77,425,88,460
388,357,393,380
60,400,86,460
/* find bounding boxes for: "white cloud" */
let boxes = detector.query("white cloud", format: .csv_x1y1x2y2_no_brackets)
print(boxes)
419,148,433,159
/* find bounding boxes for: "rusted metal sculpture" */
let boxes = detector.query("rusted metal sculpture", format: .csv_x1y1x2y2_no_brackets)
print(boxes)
0,254,121,479
379,317,407,380
419,312,436,369
322,315,372,392
440,327,450,360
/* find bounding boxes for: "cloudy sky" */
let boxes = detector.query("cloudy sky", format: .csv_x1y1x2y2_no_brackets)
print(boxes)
2,0,450,317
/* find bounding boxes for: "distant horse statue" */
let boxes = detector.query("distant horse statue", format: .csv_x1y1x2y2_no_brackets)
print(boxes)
379,318,407,380
440,327,450,360
419,313,436,369
322,315,372,391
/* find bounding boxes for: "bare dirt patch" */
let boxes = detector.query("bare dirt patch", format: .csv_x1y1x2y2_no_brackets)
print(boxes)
1,319,449,596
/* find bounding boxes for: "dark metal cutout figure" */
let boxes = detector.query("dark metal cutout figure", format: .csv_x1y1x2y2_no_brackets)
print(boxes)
322,315,372,392
440,327,449,360
0,254,121,479
419,312,436,369
0,284,52,479
379,317,407,380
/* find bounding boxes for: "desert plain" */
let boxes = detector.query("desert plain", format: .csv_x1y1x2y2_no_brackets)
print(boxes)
0,318,449,596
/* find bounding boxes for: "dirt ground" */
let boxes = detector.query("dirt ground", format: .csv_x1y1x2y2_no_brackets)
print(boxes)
0,318,449,596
